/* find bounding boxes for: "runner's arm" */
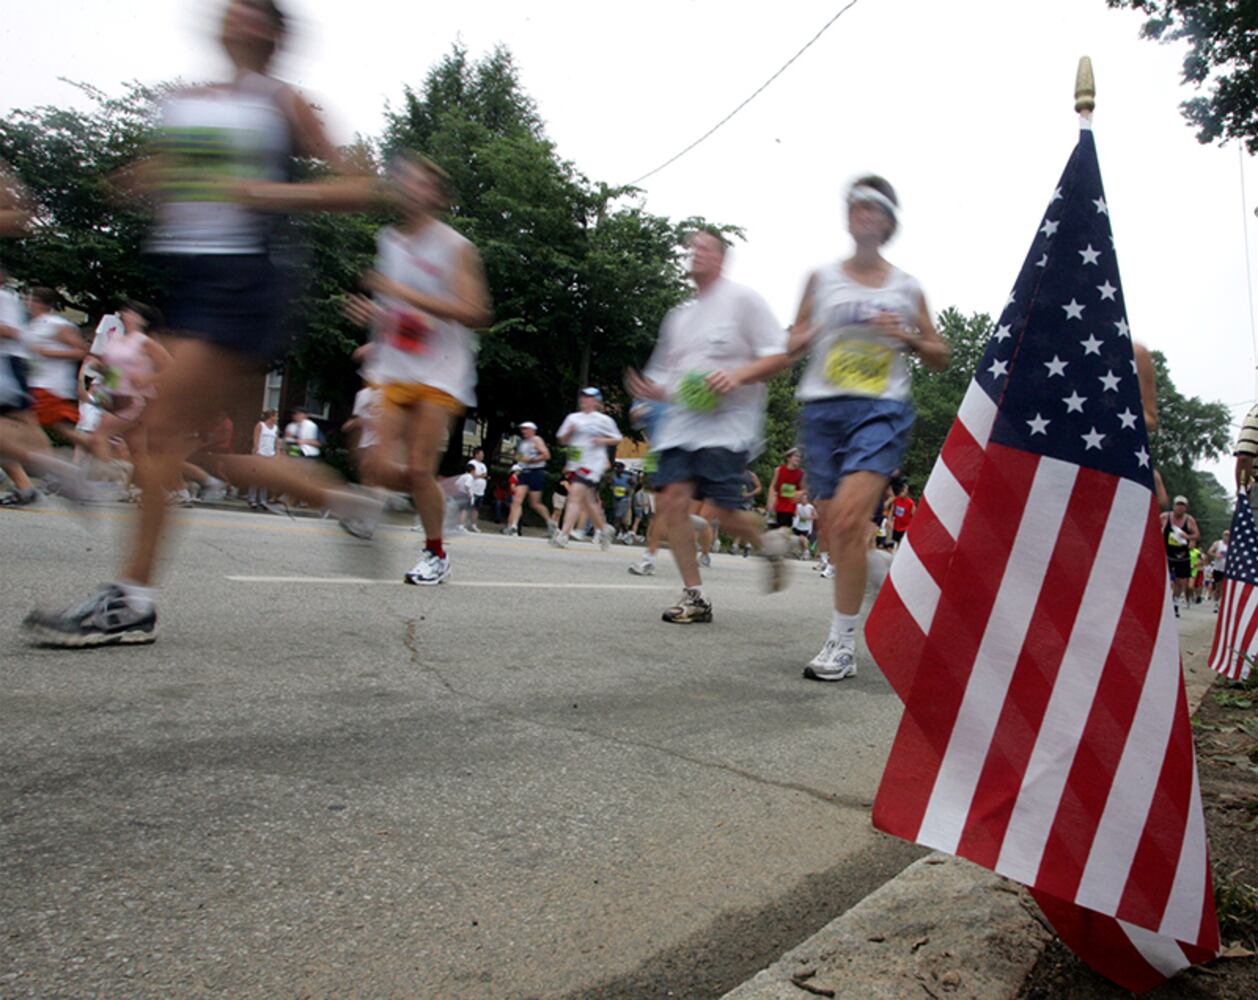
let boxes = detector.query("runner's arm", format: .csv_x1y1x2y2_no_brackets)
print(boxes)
787,274,818,358
1133,343,1158,431
41,327,87,361
364,242,492,328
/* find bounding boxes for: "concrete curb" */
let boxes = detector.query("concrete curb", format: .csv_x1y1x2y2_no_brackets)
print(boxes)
722,612,1221,1000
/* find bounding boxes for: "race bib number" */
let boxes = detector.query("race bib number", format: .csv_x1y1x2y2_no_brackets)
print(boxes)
824,339,894,395
779,483,797,499
386,308,432,355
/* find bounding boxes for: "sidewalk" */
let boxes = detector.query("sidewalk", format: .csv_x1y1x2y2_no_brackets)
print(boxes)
723,609,1222,1000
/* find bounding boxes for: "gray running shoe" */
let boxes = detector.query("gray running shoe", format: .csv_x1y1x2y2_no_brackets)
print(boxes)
803,640,857,681
23,584,157,648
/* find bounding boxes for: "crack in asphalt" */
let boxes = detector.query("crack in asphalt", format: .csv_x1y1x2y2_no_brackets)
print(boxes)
401,617,863,812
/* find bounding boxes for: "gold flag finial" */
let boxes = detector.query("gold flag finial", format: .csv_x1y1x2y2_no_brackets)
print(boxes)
1075,56,1096,114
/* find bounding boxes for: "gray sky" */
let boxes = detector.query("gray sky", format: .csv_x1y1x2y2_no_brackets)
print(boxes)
5,0,1257,494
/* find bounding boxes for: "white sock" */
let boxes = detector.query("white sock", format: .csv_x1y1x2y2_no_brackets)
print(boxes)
117,580,156,612
686,585,705,599
643,552,655,563
829,611,859,643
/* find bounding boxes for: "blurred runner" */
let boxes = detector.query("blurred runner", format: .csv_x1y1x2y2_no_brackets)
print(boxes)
552,387,621,550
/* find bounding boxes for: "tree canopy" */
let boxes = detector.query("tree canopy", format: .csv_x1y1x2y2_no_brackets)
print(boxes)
1107,1,1258,152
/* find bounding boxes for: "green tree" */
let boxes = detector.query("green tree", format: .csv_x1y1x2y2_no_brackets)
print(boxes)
900,308,994,488
0,80,162,311
1106,1,1258,152
382,46,733,468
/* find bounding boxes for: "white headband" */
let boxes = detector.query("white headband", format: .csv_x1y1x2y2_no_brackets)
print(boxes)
848,184,898,221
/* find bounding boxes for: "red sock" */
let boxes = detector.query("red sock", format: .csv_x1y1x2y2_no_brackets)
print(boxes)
426,539,445,559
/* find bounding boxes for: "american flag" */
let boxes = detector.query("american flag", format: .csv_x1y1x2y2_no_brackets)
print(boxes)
1207,492,1257,681
865,122,1220,992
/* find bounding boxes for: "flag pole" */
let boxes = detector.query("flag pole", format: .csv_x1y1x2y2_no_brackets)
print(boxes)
1075,56,1096,121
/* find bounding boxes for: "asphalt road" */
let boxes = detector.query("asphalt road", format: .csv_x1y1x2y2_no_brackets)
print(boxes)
1,503,923,999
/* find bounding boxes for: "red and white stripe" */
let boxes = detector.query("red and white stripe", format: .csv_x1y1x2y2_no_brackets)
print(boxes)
1207,577,1257,681
866,382,1219,993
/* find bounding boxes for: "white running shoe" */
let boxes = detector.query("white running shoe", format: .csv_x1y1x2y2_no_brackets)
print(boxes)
332,489,385,540
550,531,569,548
465,524,481,534
820,563,836,580
698,552,712,568
198,477,228,502
598,526,614,551
628,558,655,576
803,639,857,681
404,550,451,585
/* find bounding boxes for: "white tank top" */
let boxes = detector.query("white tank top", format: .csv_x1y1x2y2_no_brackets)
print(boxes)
370,222,478,406
517,437,547,470
148,73,293,255
796,263,923,404
255,421,279,456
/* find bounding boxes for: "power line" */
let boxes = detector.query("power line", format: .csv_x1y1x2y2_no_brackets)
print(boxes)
626,0,865,187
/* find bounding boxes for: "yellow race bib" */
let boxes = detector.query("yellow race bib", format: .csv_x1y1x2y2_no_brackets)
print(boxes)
824,339,895,395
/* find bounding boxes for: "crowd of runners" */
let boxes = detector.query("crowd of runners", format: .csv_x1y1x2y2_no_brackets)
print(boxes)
0,0,1233,684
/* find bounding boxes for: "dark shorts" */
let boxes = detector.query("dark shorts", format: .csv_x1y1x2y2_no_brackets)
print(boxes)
791,527,811,537
0,355,30,413
802,397,915,500
1168,558,1192,580
893,528,907,544
518,467,545,492
653,447,749,511
156,253,292,361
774,510,795,528
613,498,631,520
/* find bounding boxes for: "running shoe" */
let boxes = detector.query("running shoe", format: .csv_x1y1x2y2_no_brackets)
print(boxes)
23,584,157,648
546,521,558,539
698,552,712,568
662,588,713,624
404,550,451,585
550,531,569,548
599,526,615,551
628,558,656,576
198,477,228,502
332,489,385,540
501,524,519,535
803,639,857,681
759,529,790,593
820,564,836,580
465,524,481,534
0,487,41,506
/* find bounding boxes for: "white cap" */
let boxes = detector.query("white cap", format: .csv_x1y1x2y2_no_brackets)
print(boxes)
1173,495,1188,505
520,421,537,430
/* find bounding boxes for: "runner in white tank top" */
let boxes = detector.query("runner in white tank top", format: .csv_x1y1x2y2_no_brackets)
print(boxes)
788,176,949,682
22,0,390,649
343,152,492,586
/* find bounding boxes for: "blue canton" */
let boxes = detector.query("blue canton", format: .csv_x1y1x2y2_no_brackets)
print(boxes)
1223,493,1258,586
976,127,1153,490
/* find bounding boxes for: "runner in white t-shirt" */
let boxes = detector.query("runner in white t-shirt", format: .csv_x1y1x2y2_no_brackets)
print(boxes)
626,229,791,623
792,494,816,559
343,152,492,585
0,261,41,504
552,387,622,549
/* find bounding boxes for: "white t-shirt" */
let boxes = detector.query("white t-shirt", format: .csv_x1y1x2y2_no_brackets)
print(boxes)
470,458,488,497
352,387,381,450
1212,540,1228,573
24,314,81,398
285,418,321,457
453,472,476,500
644,278,785,454
91,313,124,356
557,410,622,482
797,263,924,404
0,287,27,359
